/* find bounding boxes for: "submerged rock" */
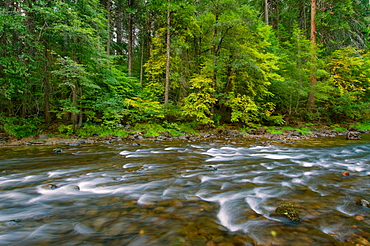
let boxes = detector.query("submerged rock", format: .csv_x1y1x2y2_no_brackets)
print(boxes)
65,185,80,191
205,165,217,171
53,148,63,153
275,203,300,222
4,220,22,227
356,199,370,208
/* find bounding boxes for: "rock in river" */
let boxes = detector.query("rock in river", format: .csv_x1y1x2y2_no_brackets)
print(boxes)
346,131,361,140
275,203,300,222
42,184,58,190
53,148,63,153
356,199,370,208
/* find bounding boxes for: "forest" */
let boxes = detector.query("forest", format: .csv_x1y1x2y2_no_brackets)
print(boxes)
0,0,370,138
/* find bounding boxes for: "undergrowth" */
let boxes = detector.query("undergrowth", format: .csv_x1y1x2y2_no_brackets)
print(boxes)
266,126,312,135
353,122,370,131
56,121,198,138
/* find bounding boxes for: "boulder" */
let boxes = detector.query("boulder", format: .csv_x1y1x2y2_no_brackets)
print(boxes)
356,199,370,208
346,131,361,140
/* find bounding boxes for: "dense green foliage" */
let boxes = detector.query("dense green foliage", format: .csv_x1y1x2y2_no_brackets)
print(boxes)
0,0,369,137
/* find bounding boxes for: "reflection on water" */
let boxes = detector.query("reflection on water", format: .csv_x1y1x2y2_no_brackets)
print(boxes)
0,134,369,245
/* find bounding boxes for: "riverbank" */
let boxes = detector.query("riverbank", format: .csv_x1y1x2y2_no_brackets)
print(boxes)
0,126,368,147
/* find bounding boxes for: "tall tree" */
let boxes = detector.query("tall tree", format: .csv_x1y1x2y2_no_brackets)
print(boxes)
182,1,281,125
127,0,134,76
307,0,317,109
264,0,269,25
164,0,171,106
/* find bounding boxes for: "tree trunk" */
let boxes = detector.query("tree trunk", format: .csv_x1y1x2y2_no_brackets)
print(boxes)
139,36,144,86
78,87,83,127
71,83,78,126
265,0,269,25
211,13,219,120
308,0,317,109
43,44,51,123
21,92,27,118
298,0,307,31
128,0,134,76
295,32,303,114
116,2,124,55
270,0,279,29
164,0,171,107
147,14,153,56
71,50,78,126
106,0,111,56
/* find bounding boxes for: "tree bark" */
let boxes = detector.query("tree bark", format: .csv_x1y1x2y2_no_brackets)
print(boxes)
128,0,134,76
147,14,153,56
43,44,51,123
164,0,171,107
139,36,144,86
70,82,78,126
106,0,111,56
270,0,279,29
116,1,124,55
71,50,78,126
265,0,269,25
78,87,83,127
308,0,317,109
211,13,219,120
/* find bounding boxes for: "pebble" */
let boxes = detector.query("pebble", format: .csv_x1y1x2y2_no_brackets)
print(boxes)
355,215,364,221
42,184,57,189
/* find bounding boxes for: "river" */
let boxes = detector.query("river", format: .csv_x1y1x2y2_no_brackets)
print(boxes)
0,134,369,245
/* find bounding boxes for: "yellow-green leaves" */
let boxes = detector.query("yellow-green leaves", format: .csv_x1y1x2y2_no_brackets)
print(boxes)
225,93,257,123
327,46,369,96
181,75,217,125
124,97,165,123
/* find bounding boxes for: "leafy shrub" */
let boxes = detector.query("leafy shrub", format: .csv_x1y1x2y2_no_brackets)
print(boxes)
123,97,165,123
266,126,312,135
58,124,75,135
353,122,370,131
132,122,198,137
76,123,129,137
177,122,198,134
132,123,165,137
266,128,283,134
181,75,217,125
0,117,40,138
299,127,312,135
332,127,347,132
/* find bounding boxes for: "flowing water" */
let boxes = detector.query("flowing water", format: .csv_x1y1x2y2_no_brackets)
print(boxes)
0,135,369,246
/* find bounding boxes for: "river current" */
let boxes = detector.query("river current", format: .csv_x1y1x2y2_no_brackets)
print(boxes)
0,134,369,245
